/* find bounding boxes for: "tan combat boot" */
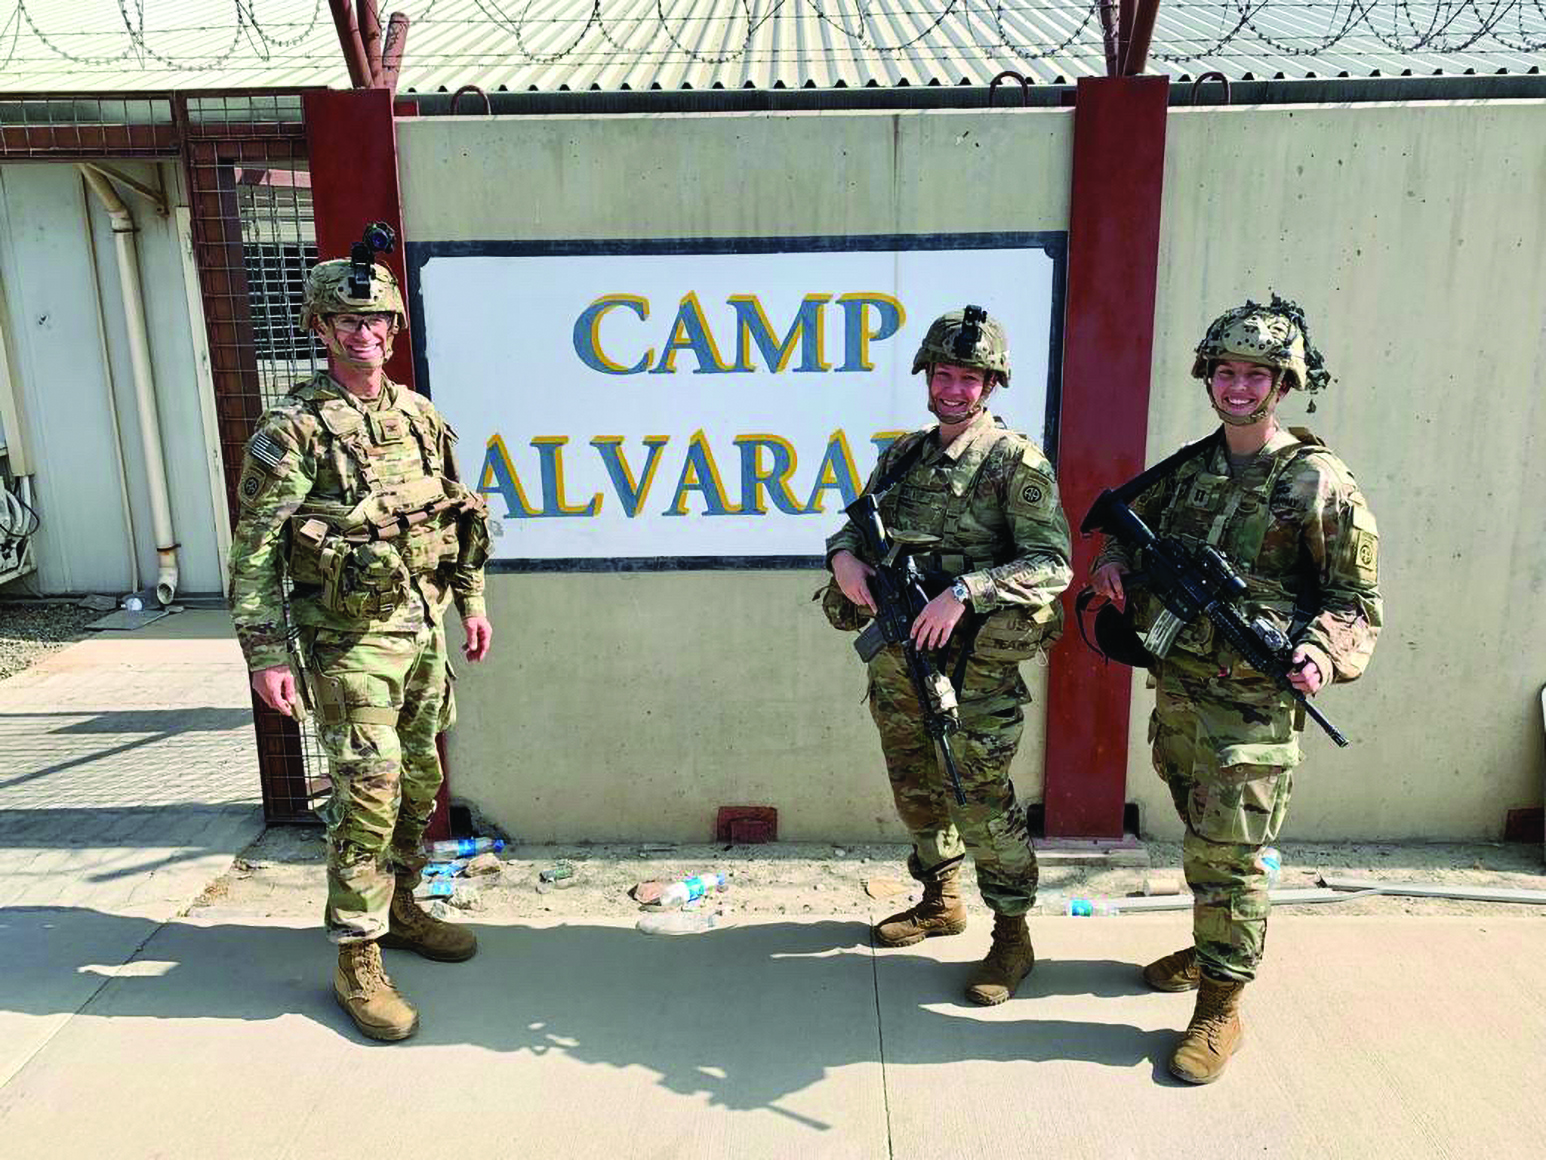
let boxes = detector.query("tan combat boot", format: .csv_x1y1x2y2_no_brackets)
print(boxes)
964,912,1035,1005
379,883,479,962
873,868,968,947
1169,975,1246,1084
1142,945,1200,992
334,940,418,1041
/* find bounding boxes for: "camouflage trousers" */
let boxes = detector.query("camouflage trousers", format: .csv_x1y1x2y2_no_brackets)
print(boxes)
1150,658,1298,983
302,620,455,944
868,645,1038,917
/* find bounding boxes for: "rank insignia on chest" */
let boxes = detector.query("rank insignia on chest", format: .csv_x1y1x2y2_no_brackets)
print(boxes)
1189,485,1213,507
368,412,408,445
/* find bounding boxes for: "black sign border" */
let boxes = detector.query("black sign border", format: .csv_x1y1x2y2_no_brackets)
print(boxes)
405,231,1066,574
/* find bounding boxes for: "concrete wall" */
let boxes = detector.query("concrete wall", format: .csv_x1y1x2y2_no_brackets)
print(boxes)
401,108,1073,841
1136,100,1546,840
403,100,1546,843
0,161,226,598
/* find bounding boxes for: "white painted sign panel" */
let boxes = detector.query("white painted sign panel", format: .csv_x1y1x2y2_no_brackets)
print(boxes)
410,235,1063,568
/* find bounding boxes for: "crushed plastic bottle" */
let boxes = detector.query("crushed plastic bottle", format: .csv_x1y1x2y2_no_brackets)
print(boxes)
656,873,728,909
1065,899,1120,917
636,906,725,935
422,861,463,878
426,837,505,859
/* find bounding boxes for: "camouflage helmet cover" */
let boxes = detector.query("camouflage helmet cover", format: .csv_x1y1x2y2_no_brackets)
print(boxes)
911,305,1011,386
300,258,406,330
1190,294,1330,395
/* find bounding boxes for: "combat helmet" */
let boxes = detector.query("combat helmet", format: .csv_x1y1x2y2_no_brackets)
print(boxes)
912,305,1011,386
300,259,406,331
1191,294,1329,398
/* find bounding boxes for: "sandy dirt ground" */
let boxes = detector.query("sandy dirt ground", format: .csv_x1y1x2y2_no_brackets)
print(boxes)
194,827,1546,927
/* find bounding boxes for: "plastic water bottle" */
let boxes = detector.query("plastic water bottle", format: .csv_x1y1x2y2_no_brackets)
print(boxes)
1260,847,1282,887
426,837,505,859
656,873,727,908
1065,899,1119,917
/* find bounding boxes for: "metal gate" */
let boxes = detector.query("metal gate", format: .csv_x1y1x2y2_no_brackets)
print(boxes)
179,92,329,823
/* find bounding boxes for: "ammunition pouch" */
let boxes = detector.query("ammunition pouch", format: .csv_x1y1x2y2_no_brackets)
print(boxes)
289,475,487,621
973,600,1064,663
294,518,411,620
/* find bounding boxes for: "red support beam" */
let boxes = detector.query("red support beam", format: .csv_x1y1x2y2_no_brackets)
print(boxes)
302,87,416,388
1044,74,1170,839
1123,0,1163,75
327,0,374,88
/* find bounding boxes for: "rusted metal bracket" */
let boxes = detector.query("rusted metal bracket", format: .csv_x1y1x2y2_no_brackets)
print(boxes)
451,85,491,116
1190,71,1231,104
988,71,1031,108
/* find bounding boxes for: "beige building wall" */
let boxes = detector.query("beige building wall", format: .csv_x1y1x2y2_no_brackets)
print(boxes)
1136,100,1546,840
399,109,1073,841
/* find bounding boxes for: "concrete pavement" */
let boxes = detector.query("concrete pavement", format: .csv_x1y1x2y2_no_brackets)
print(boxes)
1,910,1543,1158
0,610,263,1085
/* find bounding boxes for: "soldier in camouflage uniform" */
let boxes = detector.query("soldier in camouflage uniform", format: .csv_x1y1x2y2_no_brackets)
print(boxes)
229,256,493,1042
826,307,1072,1005
1091,296,1381,1083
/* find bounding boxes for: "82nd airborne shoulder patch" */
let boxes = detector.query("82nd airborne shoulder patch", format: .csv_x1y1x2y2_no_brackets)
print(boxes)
1008,467,1056,519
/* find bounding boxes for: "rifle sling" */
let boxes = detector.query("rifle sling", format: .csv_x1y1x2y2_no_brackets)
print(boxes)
1109,427,1225,507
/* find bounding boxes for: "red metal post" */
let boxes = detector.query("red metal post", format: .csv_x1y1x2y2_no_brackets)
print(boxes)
1043,75,1170,839
357,0,384,84
381,13,412,94
1123,0,1163,75
327,0,374,88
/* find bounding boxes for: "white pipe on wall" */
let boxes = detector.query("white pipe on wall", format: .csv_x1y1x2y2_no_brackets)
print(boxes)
79,164,180,605
80,174,143,596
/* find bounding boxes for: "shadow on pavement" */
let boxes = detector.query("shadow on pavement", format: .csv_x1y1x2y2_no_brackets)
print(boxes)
2,907,1179,1117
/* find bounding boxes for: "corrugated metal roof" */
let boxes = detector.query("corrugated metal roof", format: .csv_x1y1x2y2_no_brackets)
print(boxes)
0,1,1540,94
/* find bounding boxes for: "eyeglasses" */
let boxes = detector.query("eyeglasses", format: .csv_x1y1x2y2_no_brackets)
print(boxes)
330,314,394,334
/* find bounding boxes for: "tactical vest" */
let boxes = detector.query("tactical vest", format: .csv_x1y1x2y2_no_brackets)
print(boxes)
285,382,487,619
878,427,1014,579
872,424,1062,661
1141,427,1322,661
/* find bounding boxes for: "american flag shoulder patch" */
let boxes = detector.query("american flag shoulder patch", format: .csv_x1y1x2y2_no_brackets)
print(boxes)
249,431,286,470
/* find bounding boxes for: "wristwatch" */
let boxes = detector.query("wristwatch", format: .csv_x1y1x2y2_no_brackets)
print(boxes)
950,578,972,608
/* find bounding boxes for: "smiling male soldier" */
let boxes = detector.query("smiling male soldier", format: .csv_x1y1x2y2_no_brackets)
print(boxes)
228,251,493,1041
824,306,1071,1005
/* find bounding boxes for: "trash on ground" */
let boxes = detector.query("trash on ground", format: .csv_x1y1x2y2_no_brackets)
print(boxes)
863,877,909,900
414,877,483,908
653,872,727,909
426,836,505,859
463,852,503,877
425,900,458,922
536,861,578,894
78,593,117,612
637,905,729,936
422,861,463,878
629,880,667,905
635,844,676,854
538,860,575,883
1141,875,1183,896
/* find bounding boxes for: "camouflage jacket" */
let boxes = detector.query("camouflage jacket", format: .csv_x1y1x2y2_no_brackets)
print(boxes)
228,372,487,673
825,408,1072,614
1093,426,1382,684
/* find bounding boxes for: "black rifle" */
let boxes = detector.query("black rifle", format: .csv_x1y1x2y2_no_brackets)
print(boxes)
845,492,972,804
1081,488,1349,747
